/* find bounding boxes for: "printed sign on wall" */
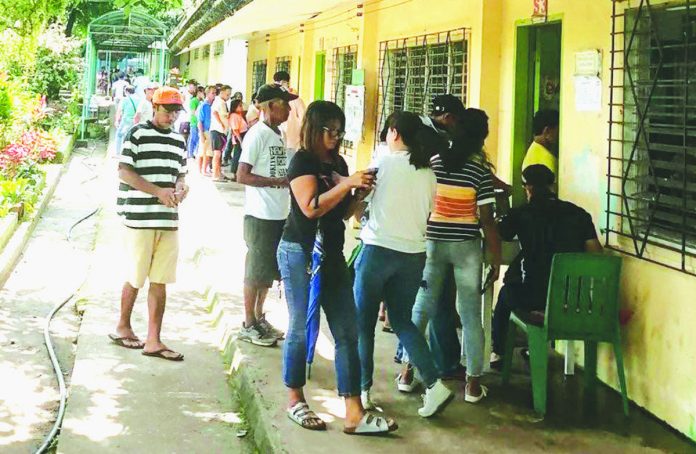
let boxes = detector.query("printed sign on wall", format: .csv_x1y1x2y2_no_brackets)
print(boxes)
344,85,365,143
533,0,548,21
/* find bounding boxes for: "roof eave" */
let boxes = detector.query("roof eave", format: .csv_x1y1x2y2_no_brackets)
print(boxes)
167,0,250,54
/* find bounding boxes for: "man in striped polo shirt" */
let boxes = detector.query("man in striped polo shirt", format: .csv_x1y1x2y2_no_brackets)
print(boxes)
110,86,189,362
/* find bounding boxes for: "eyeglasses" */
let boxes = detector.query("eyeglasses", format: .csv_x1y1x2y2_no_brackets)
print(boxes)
322,126,346,139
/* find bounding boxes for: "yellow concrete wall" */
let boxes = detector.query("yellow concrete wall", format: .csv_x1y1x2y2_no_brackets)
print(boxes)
187,48,209,85
185,0,696,439
496,0,696,441
246,36,269,98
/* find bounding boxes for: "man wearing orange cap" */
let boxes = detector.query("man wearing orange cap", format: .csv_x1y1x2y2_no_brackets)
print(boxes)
111,86,189,362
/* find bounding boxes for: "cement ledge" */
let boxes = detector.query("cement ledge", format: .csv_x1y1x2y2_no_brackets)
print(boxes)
199,280,286,454
0,136,74,287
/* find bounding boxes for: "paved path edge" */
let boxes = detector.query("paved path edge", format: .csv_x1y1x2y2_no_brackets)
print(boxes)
0,135,75,288
202,283,287,454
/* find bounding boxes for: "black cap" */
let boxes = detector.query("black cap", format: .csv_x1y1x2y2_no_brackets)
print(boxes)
255,84,299,103
522,164,555,186
431,94,465,117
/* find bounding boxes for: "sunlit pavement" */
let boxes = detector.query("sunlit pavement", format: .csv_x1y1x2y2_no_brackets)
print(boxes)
54,152,251,453
0,145,103,453
1,143,693,453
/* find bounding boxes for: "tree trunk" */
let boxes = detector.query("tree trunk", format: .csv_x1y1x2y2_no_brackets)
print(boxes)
65,8,78,37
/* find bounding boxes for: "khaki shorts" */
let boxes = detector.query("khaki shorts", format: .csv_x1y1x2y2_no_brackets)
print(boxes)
201,131,214,158
123,227,179,288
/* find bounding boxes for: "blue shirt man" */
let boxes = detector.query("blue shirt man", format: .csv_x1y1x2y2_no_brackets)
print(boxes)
197,86,216,167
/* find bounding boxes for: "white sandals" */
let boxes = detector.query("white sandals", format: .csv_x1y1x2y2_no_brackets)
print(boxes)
287,402,326,431
343,413,398,435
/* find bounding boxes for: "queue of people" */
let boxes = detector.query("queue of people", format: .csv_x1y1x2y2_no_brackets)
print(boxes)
229,85,602,436
111,73,602,437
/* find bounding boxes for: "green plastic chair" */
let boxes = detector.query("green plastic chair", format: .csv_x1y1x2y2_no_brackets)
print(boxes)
501,253,629,416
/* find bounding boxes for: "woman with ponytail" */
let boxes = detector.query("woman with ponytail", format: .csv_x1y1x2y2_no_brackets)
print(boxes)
400,107,502,403
354,111,455,418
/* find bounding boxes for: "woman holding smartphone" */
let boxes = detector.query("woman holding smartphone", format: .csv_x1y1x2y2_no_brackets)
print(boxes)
277,100,397,435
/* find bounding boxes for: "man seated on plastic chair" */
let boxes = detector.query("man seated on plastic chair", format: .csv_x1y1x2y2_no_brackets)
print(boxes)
490,165,603,370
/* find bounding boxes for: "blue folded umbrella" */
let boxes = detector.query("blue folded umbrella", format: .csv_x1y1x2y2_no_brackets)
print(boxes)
306,234,324,379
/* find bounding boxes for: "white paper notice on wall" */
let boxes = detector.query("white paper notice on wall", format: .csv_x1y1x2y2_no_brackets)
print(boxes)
574,76,602,112
344,85,365,142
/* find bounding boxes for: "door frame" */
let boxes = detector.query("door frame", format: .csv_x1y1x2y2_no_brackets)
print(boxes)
313,51,326,101
511,15,564,206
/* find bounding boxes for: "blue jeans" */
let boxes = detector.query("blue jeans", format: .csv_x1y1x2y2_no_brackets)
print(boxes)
188,127,200,159
114,119,133,155
412,239,484,376
277,240,361,397
354,244,439,390
397,269,462,374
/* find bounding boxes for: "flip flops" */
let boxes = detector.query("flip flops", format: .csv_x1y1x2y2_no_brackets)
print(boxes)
343,413,398,436
142,349,184,362
108,334,144,349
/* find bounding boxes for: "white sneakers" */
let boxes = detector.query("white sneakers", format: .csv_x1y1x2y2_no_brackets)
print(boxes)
418,380,454,417
396,373,421,393
361,390,377,411
365,379,462,417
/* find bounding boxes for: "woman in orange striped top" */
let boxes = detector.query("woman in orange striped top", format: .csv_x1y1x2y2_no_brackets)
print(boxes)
400,108,502,403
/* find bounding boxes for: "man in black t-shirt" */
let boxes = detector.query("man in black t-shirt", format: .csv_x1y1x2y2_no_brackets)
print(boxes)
490,165,603,365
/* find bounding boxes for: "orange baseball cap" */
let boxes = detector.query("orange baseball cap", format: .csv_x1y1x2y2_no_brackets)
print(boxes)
152,86,184,108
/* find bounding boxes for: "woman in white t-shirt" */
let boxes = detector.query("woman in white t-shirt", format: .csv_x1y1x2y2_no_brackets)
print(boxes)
353,111,454,418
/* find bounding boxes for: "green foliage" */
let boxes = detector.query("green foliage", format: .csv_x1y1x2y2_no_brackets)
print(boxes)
0,0,73,37
0,31,37,79
67,0,183,37
29,47,80,101
0,84,12,124
0,171,45,218
29,26,82,101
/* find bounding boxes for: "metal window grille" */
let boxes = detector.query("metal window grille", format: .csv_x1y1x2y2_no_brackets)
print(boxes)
252,60,267,94
214,40,224,56
330,45,358,109
193,48,199,60
202,45,210,58
328,45,358,155
275,56,291,74
376,29,469,140
608,0,696,275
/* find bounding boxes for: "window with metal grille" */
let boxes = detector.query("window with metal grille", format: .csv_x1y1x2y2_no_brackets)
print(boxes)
376,29,469,140
275,56,291,75
607,1,696,275
193,48,199,60
329,45,358,155
252,60,267,95
330,45,357,109
214,40,224,56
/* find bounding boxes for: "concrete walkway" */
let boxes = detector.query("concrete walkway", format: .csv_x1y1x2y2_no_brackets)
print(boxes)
3,142,692,453
56,160,251,453
208,180,695,454
0,145,103,453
